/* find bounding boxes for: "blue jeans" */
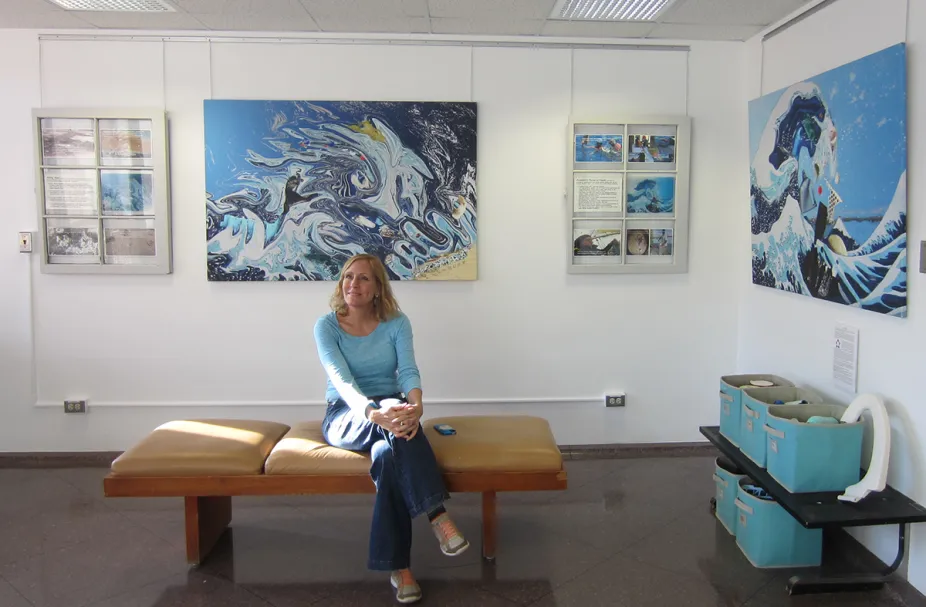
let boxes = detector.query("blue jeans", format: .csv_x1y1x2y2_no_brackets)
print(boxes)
322,394,450,571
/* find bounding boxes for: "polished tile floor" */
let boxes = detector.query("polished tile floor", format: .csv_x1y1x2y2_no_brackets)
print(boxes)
1,456,924,606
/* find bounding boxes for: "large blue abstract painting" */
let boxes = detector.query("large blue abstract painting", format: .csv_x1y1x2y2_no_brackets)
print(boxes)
749,43,907,316
204,100,477,281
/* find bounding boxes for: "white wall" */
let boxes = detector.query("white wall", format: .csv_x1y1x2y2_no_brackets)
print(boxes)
0,31,744,451
739,0,924,590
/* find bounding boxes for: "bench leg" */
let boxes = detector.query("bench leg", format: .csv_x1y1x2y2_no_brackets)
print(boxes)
184,496,232,566
482,491,497,561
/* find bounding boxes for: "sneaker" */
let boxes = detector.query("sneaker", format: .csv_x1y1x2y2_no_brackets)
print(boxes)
390,569,422,604
430,513,470,556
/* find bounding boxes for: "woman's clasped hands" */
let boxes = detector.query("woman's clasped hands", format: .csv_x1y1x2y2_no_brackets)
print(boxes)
369,399,422,440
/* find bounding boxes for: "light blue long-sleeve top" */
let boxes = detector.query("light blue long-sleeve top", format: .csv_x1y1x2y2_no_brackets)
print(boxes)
314,310,422,414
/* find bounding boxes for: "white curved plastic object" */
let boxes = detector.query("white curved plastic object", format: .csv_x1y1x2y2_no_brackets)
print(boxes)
838,393,891,503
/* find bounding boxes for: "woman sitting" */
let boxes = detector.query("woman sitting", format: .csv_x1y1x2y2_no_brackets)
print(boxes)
313,253,469,604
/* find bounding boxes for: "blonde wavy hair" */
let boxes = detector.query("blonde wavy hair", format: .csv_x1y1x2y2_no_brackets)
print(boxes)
330,253,400,321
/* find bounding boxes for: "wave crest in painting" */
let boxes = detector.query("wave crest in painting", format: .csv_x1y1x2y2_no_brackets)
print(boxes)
626,176,675,214
749,43,907,317
204,100,477,281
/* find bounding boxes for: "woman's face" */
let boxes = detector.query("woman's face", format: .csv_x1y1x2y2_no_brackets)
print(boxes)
342,259,377,309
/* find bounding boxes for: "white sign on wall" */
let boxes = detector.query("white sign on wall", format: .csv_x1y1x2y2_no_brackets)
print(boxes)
833,323,859,393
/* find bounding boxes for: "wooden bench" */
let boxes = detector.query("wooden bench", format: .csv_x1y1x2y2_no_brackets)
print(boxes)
103,415,567,565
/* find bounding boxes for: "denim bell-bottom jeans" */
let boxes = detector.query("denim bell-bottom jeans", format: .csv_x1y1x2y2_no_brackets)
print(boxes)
322,394,450,571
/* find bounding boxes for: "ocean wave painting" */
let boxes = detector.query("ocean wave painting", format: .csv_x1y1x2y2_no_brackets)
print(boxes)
204,100,477,281
626,174,675,215
749,43,907,317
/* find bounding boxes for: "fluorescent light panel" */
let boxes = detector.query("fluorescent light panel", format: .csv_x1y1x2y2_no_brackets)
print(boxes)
49,0,175,11
552,0,677,21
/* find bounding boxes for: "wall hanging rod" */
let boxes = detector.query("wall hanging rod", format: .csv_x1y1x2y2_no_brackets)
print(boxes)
36,32,690,52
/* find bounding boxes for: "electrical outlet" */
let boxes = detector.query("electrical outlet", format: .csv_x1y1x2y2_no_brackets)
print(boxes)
64,400,87,414
605,394,625,407
18,231,32,253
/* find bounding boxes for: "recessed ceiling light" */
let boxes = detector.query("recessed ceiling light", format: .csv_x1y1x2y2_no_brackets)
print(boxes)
48,0,175,11
551,0,678,21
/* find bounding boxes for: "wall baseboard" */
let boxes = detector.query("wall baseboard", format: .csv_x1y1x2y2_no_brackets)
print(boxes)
0,442,718,468
0,452,123,468
559,442,717,460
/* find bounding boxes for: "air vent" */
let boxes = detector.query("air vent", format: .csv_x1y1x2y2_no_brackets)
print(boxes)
48,0,175,11
551,0,678,21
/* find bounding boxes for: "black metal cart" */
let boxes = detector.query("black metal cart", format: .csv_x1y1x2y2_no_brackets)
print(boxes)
700,425,926,595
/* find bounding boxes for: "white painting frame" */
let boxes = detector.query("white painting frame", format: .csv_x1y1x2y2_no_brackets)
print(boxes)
32,107,172,275
566,114,691,275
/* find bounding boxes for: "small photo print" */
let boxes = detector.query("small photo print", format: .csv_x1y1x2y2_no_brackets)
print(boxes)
105,227,157,257
47,225,99,256
650,229,674,256
627,134,675,164
626,174,676,214
101,170,154,215
41,118,95,165
626,229,650,256
101,129,152,162
575,134,623,163
574,228,621,256
99,119,153,167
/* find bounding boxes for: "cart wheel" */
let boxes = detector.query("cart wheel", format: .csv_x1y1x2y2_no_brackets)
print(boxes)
709,497,716,515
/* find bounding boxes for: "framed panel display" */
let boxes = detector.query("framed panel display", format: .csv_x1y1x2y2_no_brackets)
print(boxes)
32,108,171,274
567,115,690,274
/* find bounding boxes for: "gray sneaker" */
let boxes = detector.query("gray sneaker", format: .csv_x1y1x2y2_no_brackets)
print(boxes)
430,513,470,556
390,570,422,604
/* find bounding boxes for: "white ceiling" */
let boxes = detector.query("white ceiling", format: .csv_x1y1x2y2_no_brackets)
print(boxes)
1,0,815,42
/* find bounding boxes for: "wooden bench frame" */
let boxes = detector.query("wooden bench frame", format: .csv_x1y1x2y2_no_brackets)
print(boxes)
104,469,568,565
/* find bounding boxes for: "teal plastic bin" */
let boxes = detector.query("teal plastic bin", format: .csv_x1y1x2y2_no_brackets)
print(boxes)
739,387,823,469
713,456,746,535
764,404,864,493
734,477,822,568
719,374,793,447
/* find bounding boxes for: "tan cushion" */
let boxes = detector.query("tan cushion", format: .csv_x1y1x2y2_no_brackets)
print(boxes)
265,415,562,475
110,419,291,477
424,416,562,473
265,421,371,475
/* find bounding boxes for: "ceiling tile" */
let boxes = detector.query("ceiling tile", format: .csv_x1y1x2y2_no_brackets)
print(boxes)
648,22,763,40
311,15,430,33
301,0,429,18
71,10,207,29
0,11,94,27
431,17,543,35
661,0,812,26
192,12,319,31
541,20,656,37
429,0,557,19
172,0,309,16
0,0,813,40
